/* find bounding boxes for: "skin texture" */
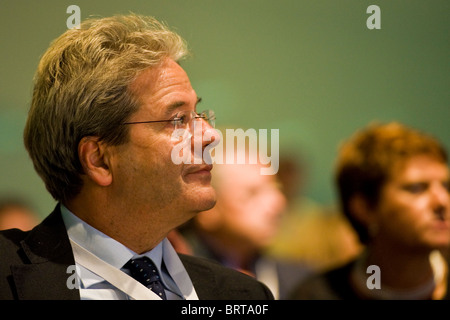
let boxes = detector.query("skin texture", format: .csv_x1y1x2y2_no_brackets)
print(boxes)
66,58,218,254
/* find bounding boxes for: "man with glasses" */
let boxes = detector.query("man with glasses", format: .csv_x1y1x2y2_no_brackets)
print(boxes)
0,14,273,300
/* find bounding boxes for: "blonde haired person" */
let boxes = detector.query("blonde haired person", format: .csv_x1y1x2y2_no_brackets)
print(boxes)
0,14,273,300
289,122,450,300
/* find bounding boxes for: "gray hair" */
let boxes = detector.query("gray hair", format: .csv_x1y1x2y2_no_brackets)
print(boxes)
24,14,188,203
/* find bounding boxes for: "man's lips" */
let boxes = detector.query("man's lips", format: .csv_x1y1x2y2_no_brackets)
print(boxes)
184,164,213,176
431,219,450,231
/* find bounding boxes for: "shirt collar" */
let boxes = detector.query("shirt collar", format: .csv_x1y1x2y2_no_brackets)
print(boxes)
131,241,163,271
60,204,162,271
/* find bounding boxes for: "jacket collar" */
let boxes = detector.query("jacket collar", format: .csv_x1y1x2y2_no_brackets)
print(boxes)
11,204,80,300
178,253,258,299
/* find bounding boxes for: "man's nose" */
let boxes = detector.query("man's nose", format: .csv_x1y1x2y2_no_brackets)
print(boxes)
431,182,450,219
191,119,220,149
190,119,220,164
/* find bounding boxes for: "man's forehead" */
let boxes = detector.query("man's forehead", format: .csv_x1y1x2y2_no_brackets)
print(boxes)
130,58,190,95
390,155,449,181
129,58,198,118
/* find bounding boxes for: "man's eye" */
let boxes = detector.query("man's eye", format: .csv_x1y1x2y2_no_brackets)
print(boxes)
173,114,187,126
443,181,450,192
179,114,188,125
402,183,427,194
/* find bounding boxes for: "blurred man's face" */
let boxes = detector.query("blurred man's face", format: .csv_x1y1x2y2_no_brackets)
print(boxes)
213,163,287,249
373,155,450,251
0,206,39,231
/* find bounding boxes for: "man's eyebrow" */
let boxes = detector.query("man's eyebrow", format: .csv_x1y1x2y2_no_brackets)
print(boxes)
165,97,202,116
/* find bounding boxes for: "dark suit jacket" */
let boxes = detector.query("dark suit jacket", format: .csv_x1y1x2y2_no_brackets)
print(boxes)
181,229,313,299
0,205,274,300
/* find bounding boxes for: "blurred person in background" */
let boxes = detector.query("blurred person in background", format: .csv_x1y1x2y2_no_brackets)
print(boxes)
267,153,363,272
289,121,450,300
176,145,313,299
0,197,39,231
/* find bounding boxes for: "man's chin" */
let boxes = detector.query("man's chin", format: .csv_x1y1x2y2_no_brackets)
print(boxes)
192,187,217,212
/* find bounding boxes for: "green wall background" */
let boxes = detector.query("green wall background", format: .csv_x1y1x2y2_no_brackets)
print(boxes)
1,0,449,219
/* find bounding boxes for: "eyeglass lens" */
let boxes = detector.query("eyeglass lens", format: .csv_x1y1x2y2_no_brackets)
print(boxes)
174,110,215,130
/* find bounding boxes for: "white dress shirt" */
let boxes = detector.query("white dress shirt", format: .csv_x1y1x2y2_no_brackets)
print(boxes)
60,204,198,300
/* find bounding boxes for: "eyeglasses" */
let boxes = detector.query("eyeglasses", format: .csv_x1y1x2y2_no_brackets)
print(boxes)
121,109,215,130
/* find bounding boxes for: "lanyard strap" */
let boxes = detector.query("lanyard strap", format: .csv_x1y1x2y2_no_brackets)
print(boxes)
69,239,162,300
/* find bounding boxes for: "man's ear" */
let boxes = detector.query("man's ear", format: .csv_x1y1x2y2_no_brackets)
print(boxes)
78,136,113,187
349,194,374,227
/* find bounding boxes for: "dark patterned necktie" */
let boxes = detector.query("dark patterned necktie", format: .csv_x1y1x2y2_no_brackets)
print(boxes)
124,256,167,300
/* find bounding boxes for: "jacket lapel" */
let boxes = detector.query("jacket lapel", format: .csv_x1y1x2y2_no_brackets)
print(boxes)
11,205,80,300
179,254,255,300
179,254,218,299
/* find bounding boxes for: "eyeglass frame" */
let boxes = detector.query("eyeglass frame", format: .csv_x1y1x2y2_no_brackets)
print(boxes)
120,109,216,130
